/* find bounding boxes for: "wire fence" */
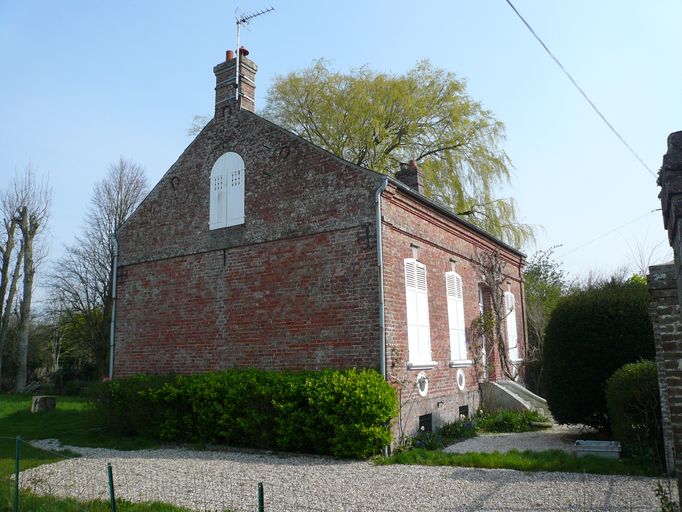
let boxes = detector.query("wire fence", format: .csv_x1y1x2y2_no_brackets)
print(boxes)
4,436,677,512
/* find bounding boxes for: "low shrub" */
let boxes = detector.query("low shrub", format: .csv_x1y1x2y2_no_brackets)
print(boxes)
94,369,396,459
438,417,477,444
606,360,663,465
475,409,545,433
405,409,547,451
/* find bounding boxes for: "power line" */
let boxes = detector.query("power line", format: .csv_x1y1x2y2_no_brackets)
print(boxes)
558,209,660,258
504,0,656,179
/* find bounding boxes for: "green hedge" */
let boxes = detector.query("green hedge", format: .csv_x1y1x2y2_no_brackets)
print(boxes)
94,369,397,459
542,279,654,428
606,360,663,464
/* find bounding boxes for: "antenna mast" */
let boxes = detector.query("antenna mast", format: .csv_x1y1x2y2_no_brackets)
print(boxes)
235,6,275,101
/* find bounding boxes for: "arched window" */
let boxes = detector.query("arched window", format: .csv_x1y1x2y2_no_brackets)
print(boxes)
209,152,245,229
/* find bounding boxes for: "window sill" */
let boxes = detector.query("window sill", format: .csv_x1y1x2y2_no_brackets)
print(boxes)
407,361,438,370
449,359,473,368
510,358,523,364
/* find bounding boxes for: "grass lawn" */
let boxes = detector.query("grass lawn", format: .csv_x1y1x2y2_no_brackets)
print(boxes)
378,447,663,476
0,393,194,512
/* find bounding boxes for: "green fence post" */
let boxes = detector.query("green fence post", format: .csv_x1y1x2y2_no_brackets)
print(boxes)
258,481,264,512
13,436,19,512
107,463,117,512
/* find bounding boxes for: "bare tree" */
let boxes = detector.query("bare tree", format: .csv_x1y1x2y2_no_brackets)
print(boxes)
3,166,51,391
51,158,147,378
0,191,23,388
626,237,673,277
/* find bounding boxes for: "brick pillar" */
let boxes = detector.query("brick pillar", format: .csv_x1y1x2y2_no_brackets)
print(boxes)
648,264,679,475
654,130,682,496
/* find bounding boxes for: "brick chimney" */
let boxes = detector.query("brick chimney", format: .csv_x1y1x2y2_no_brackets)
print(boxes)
213,47,257,115
395,160,425,195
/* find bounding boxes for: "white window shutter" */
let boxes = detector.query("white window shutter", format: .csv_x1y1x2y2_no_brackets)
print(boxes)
446,271,467,362
225,152,245,226
209,157,228,229
209,152,245,230
405,259,432,365
505,291,519,361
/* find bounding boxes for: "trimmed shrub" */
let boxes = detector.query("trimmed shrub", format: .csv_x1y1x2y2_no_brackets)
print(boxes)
94,368,396,459
606,360,663,464
475,409,546,433
542,279,654,428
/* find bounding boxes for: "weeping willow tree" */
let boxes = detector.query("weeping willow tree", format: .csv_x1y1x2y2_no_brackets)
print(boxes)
263,59,534,248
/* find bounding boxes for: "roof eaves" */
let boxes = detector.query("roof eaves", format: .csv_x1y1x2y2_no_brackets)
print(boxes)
387,176,526,258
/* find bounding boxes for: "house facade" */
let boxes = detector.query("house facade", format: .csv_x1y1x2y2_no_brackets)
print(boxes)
113,49,527,437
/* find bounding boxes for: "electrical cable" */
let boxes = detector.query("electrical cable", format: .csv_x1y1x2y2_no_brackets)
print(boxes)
558,209,660,257
504,0,656,178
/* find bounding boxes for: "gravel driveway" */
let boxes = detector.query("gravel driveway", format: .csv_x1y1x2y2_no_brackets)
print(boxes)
22,439,675,512
444,425,585,454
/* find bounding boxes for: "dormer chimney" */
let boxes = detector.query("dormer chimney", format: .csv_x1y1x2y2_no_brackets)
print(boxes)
213,47,257,115
395,160,425,195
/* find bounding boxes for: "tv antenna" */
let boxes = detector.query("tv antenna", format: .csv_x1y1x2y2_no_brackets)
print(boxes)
234,6,275,101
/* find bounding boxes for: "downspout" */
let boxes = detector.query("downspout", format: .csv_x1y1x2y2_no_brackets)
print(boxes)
375,177,389,379
108,235,119,381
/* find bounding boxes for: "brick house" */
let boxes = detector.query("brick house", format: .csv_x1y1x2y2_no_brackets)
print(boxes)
112,49,527,436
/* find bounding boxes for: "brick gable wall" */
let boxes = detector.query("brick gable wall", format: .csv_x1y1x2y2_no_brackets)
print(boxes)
114,109,384,377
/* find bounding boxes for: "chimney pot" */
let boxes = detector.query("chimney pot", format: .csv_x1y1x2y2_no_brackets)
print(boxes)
226,50,234,61
239,46,250,57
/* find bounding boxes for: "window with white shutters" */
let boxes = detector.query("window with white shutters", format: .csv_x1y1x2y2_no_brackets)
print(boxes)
404,258,436,369
446,271,470,366
209,152,245,230
504,291,520,361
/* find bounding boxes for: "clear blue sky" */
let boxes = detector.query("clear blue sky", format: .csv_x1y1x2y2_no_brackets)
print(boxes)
1,0,680,298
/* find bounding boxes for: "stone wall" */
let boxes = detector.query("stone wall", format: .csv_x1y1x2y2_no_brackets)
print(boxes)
648,264,679,475
652,130,682,494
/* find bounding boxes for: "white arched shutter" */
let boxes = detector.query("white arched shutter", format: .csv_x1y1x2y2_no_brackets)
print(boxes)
405,259,433,366
505,291,519,361
446,271,467,362
209,157,227,229
225,152,245,226
209,152,245,230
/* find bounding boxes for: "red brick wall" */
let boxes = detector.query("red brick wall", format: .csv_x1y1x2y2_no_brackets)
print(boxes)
115,227,380,376
380,183,525,436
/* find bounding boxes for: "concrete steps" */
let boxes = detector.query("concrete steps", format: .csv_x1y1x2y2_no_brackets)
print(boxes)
480,380,553,421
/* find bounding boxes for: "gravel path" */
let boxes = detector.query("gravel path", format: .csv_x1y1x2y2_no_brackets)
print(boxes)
444,425,586,454
22,439,675,512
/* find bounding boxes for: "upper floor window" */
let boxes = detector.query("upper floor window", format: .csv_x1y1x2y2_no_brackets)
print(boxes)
210,152,244,230
404,258,436,369
446,271,469,366
504,291,520,361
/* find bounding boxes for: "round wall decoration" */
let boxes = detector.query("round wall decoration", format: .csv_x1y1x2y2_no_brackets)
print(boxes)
456,369,466,391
